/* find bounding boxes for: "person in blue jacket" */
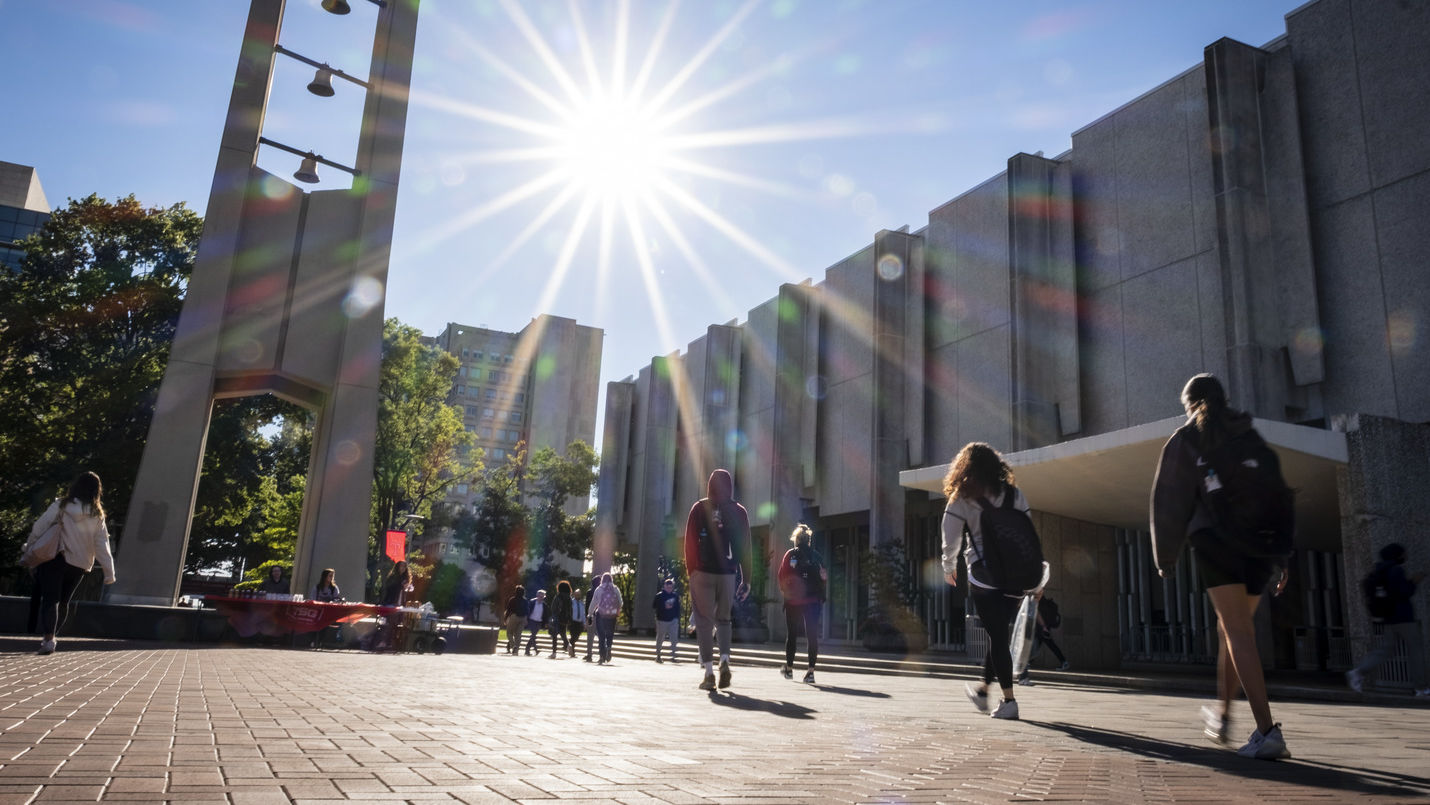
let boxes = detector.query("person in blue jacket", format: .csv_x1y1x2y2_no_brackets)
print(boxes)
1347,543,1428,696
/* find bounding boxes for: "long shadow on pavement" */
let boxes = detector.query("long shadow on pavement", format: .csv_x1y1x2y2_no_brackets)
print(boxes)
809,684,891,698
707,690,816,719
1026,719,1430,800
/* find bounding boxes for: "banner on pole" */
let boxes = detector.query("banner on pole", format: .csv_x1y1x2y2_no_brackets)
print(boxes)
384,530,406,563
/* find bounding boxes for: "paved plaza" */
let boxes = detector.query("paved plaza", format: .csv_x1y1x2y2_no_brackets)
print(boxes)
0,636,1427,804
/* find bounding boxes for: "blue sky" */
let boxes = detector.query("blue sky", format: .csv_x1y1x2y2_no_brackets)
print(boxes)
4,0,1299,401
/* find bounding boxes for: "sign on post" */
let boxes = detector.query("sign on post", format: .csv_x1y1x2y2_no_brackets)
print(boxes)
384,530,406,563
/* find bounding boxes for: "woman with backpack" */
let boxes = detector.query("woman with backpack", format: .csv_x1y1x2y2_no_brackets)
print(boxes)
940,442,1039,720
777,523,827,683
24,471,117,655
1151,373,1291,760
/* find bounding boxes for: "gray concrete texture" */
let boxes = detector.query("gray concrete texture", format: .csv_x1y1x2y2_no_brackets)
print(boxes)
1,639,1427,804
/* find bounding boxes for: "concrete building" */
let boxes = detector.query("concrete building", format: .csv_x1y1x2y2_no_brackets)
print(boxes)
596,0,1430,683
0,161,50,269
422,315,603,569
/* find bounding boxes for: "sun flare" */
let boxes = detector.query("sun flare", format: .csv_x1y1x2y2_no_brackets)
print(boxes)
554,95,670,201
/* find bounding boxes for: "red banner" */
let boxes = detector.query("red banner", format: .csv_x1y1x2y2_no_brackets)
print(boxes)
385,530,406,563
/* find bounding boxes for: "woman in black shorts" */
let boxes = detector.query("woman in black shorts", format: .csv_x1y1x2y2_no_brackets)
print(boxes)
1151,374,1290,760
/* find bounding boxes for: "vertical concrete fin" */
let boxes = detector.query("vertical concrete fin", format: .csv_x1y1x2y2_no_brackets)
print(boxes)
1008,152,1080,449
870,230,914,544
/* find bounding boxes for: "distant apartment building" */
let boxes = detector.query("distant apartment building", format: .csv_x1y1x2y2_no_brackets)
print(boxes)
0,161,51,269
421,315,603,569
595,0,1430,684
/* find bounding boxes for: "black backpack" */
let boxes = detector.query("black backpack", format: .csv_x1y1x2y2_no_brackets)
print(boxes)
695,500,739,572
1199,429,1295,559
1038,596,1061,629
1362,565,1397,621
972,489,1045,592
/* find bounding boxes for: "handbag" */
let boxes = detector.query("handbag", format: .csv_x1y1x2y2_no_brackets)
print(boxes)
21,506,64,569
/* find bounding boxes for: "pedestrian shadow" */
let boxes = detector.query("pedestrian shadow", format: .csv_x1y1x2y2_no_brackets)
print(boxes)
707,690,817,720
1025,719,1430,799
810,684,891,699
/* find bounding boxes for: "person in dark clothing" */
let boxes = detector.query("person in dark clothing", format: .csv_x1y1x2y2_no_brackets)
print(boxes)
652,578,682,663
501,585,529,655
568,587,586,658
523,589,550,655
548,582,575,658
1152,373,1290,760
777,523,826,683
684,468,751,690
374,561,414,650
1347,543,1428,696
941,443,1037,721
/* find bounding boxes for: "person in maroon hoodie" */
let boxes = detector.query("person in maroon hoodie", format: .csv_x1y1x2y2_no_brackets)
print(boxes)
777,523,827,684
684,469,750,691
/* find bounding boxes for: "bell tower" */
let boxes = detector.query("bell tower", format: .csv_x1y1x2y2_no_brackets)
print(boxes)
107,0,420,604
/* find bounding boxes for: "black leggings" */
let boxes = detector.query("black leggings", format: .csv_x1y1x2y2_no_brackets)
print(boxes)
35,555,85,636
972,587,1020,691
784,603,821,668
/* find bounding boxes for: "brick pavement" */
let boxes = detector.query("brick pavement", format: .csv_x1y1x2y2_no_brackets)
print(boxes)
1,636,1427,804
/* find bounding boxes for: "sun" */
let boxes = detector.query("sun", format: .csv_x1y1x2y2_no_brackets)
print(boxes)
554,95,671,202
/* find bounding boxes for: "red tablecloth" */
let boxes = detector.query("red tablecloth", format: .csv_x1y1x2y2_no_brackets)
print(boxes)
208,596,395,637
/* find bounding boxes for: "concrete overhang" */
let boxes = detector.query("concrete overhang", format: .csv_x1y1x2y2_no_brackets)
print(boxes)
900,417,1348,552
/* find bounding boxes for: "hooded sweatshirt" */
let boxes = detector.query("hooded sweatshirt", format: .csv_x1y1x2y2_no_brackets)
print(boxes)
1150,409,1255,573
683,469,751,575
30,498,116,583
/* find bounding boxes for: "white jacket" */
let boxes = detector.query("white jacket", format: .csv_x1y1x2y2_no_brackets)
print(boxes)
30,499,117,583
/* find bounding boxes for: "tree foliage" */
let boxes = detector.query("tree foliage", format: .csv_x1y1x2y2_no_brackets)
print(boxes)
368,318,479,596
449,440,598,604
0,195,200,589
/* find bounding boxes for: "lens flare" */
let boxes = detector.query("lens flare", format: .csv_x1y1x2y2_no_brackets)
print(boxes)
342,276,385,318
876,253,904,281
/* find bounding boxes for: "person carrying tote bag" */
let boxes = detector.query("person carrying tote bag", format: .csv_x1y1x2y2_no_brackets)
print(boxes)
20,506,65,569
28,471,118,656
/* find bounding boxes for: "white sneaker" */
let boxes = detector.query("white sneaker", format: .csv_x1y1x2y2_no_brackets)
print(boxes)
1201,705,1229,744
990,699,1019,720
1346,669,1364,693
1236,723,1290,760
964,682,990,713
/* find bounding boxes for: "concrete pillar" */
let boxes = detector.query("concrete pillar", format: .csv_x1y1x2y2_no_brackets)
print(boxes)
632,357,678,631
109,0,419,604
593,381,635,578
1205,38,1323,419
869,230,919,545
1008,153,1080,450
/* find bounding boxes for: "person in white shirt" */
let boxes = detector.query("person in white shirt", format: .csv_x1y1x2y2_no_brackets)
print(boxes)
523,589,549,655
27,471,116,655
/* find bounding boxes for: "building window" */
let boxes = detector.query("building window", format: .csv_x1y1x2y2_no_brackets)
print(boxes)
456,385,465,395
466,405,477,416
483,408,494,419
458,366,467,377
461,348,469,357
481,427,493,439
514,392,525,404
470,368,481,380
457,483,468,494
509,411,523,423
473,351,483,360
486,388,497,400
491,448,505,459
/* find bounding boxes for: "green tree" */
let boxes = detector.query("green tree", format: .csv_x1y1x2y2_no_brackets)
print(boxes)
187,397,311,574
525,440,598,589
449,447,528,598
0,194,201,588
369,318,479,596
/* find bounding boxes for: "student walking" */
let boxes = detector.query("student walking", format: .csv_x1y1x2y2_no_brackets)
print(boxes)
549,582,575,658
568,587,586,658
941,443,1041,720
777,523,827,683
590,572,623,664
1347,543,1428,696
582,582,597,661
1018,594,1070,685
1152,373,1293,760
524,589,550,655
501,585,529,655
24,472,117,655
684,469,751,690
652,578,682,663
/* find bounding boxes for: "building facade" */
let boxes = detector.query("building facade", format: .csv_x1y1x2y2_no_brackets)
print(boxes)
423,315,603,571
595,0,1430,681
0,161,50,270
